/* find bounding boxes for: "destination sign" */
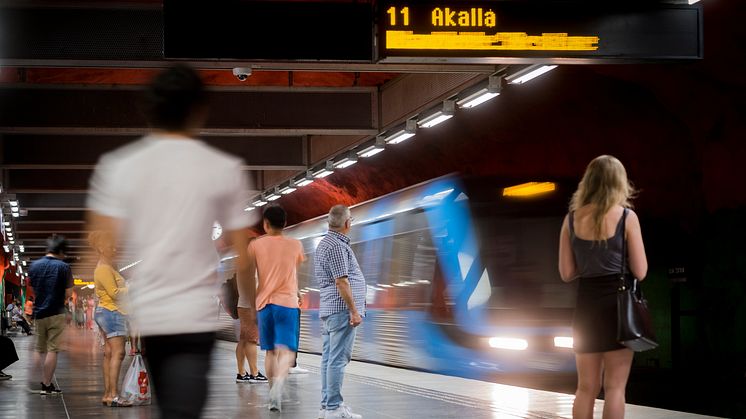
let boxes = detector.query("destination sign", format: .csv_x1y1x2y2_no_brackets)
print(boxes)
379,2,702,63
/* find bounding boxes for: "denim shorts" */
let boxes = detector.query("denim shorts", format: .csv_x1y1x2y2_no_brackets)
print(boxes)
94,307,128,338
258,304,300,351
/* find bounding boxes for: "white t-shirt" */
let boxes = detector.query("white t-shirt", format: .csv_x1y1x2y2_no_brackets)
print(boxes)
87,135,255,336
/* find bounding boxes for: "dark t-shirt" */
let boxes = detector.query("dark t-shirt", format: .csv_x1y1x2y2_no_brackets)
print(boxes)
29,256,73,319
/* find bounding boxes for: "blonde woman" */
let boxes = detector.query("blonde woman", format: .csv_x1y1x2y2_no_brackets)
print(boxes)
559,155,648,419
89,231,131,407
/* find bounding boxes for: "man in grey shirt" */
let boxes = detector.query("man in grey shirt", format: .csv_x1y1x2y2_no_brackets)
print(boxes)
314,205,366,419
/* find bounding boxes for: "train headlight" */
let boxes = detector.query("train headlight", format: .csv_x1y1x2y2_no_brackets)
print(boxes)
488,337,528,351
553,336,574,349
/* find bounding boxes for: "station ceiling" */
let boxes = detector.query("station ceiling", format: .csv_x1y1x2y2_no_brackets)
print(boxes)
0,0,504,276
0,0,711,279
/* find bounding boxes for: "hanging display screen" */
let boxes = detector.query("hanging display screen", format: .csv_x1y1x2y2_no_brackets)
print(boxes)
379,2,702,62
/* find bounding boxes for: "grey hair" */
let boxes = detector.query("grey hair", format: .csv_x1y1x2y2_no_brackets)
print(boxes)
328,205,351,229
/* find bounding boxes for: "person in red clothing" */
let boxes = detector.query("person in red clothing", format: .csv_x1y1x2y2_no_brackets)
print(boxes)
24,297,34,326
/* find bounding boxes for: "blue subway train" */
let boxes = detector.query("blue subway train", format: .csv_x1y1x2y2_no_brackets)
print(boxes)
218,175,578,380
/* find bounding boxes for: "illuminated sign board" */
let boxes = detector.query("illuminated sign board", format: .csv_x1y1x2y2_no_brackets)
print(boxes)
379,2,702,63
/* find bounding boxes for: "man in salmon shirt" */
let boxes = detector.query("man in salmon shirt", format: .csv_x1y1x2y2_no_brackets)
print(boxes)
245,205,305,412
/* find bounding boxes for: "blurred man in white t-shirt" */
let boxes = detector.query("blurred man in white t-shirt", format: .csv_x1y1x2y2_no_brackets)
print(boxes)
87,65,256,419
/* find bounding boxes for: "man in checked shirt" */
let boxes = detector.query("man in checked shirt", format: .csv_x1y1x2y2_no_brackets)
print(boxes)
314,205,366,419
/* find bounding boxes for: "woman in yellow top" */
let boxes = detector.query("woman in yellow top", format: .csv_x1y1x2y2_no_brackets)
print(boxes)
89,230,131,407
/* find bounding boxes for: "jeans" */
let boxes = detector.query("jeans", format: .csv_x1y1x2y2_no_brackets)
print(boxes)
143,333,215,419
320,311,357,410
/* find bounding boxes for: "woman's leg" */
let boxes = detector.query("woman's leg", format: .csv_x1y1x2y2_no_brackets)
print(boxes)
573,352,603,419
102,339,112,402
601,348,634,419
108,336,127,399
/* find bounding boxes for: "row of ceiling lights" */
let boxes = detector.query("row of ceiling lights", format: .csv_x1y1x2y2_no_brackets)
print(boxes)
1,187,29,278
244,64,558,212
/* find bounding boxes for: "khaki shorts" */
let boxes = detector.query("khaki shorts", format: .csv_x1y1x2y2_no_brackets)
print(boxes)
36,314,66,353
237,308,258,343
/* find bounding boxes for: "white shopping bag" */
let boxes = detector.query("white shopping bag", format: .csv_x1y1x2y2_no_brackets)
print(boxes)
121,354,151,405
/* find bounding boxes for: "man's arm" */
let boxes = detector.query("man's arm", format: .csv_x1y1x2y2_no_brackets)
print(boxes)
232,229,254,314
335,277,362,327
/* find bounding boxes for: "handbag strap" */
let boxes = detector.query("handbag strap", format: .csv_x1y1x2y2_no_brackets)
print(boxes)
619,208,632,291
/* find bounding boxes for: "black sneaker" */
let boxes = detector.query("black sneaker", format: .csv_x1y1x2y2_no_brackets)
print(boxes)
235,373,251,383
250,372,268,383
40,383,62,395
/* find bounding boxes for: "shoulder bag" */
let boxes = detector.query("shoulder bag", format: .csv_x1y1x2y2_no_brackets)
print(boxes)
617,208,659,352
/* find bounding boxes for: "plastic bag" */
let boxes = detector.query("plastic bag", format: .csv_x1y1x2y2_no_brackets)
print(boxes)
121,354,151,405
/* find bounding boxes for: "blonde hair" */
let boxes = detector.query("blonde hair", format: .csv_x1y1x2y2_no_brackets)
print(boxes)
87,230,114,253
570,155,636,241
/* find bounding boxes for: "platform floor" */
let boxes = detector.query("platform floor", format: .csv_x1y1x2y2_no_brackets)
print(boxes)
0,328,720,419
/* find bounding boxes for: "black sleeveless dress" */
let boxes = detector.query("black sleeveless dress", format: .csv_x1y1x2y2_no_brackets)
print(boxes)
569,210,628,353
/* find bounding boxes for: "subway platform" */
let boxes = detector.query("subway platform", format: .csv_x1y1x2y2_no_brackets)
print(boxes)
0,329,721,419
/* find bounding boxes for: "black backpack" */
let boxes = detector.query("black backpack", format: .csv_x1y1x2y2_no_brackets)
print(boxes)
220,276,239,320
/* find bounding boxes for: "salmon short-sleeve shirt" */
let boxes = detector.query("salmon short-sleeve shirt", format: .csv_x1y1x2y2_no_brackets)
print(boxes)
249,236,305,311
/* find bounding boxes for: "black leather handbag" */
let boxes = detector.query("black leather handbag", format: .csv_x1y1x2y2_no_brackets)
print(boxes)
617,209,659,352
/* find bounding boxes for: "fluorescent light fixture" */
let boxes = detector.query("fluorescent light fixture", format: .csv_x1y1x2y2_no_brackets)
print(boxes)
383,119,417,144
3,221,9,226
295,171,315,187
507,64,558,85
9,240,14,244
688,0,700,3
313,162,335,179
280,183,298,195
457,75,502,109
252,197,268,207
418,100,456,128
10,260,15,266
9,200,18,207
11,213,19,218
2,245,8,252
19,245,24,252
244,206,256,212
10,206,19,213
266,190,281,201
554,336,574,349
4,227,10,231
488,337,528,350
502,182,556,197
332,152,358,169
358,137,386,158
22,260,27,266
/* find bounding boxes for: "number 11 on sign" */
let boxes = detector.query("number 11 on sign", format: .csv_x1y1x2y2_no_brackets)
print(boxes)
387,7,410,26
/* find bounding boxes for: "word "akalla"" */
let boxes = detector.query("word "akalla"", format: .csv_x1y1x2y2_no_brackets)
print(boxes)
432,7,497,28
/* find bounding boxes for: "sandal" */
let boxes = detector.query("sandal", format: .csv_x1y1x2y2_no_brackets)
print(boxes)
106,397,133,407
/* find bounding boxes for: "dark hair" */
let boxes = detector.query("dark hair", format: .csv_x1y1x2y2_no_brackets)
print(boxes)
263,205,287,230
46,235,69,255
144,64,207,131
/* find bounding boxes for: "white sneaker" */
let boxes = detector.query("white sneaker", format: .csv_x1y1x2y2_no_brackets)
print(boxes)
325,404,362,419
289,366,309,374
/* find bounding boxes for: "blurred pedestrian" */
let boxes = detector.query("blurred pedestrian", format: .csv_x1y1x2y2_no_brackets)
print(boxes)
28,235,74,395
288,293,309,375
86,64,255,419
235,264,268,384
558,155,648,419
89,230,131,407
246,205,305,411
0,335,19,380
24,296,34,326
315,205,366,419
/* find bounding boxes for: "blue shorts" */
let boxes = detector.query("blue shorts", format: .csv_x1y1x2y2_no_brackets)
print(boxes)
94,307,128,338
257,304,299,352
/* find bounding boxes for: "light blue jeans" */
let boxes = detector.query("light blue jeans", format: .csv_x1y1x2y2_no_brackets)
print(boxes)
320,310,357,410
